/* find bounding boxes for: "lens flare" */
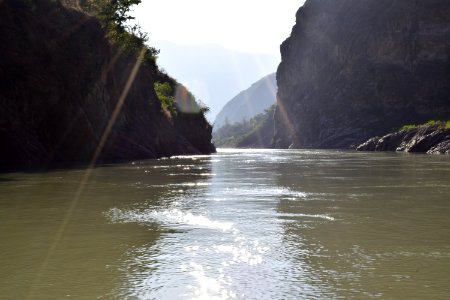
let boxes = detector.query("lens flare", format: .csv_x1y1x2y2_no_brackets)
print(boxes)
27,48,147,299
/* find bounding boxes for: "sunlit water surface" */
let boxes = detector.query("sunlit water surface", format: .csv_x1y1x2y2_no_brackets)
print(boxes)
1,149,450,299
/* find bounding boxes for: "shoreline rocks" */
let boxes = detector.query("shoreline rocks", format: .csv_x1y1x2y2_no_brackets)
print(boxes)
356,123,450,154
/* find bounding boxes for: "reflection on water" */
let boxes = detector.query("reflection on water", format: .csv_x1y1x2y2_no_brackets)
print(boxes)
0,149,450,299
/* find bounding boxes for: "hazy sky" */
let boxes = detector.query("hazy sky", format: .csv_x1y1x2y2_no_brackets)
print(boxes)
132,0,305,56
131,0,306,121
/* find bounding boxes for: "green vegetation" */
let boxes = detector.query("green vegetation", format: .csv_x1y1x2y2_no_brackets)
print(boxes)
82,0,159,67
154,82,177,117
64,0,209,119
23,0,37,12
213,105,275,147
154,78,210,119
173,84,210,115
400,120,450,131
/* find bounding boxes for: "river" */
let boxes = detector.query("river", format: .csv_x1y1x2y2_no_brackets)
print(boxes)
1,149,449,299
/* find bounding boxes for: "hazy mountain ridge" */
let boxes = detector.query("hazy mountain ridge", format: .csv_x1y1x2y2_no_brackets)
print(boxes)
214,73,277,130
274,0,450,149
154,41,279,121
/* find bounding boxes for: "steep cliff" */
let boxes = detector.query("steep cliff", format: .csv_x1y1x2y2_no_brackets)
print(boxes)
274,0,450,149
0,0,214,170
214,73,277,130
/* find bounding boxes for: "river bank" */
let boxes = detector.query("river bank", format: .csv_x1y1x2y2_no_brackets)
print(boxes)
357,122,450,154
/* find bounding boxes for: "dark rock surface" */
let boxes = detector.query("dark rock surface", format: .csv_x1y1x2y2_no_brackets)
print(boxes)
357,124,450,154
0,0,214,170
274,0,450,149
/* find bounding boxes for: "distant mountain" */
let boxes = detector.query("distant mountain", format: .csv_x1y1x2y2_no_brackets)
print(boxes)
153,41,279,121
213,105,275,148
214,73,277,130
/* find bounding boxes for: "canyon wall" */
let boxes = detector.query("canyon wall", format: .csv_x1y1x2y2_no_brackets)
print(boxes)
274,0,450,149
0,0,214,170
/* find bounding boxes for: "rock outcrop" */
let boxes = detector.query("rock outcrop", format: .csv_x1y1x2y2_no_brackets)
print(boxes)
274,0,450,149
0,0,214,170
357,123,450,154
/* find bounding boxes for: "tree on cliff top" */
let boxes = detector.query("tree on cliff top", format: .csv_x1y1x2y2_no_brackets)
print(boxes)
78,0,159,65
68,0,209,120
98,0,140,29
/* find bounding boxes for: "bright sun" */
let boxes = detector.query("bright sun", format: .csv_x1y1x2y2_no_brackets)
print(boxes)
132,0,305,55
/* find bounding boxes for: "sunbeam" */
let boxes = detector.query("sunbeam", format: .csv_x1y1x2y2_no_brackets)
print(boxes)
27,48,147,300
227,50,247,98
89,48,146,166
41,47,124,169
276,95,299,147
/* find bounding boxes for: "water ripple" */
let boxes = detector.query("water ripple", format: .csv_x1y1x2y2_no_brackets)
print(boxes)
106,208,233,232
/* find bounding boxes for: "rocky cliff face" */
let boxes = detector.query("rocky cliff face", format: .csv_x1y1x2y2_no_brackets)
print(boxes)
0,0,214,170
274,0,450,149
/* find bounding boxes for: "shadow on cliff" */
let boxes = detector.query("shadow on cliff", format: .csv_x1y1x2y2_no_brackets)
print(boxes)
273,0,450,149
0,0,215,172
